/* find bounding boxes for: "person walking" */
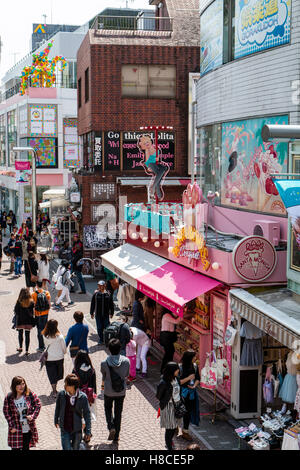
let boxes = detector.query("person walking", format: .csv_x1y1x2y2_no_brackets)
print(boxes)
25,252,38,291
1,211,7,236
101,339,130,442
73,350,97,443
54,261,74,310
11,234,23,277
65,311,89,364
160,309,182,373
90,280,114,345
70,233,83,292
130,326,151,378
37,254,50,290
126,330,137,382
59,241,72,263
73,256,87,295
42,319,67,398
14,288,36,356
3,376,41,451
179,350,200,441
31,281,51,353
156,362,183,451
131,291,146,332
18,222,29,239
54,374,91,450
7,233,15,274
52,260,67,308
7,210,17,234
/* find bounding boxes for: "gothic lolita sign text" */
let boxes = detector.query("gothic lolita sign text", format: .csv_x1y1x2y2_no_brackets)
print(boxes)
232,235,277,282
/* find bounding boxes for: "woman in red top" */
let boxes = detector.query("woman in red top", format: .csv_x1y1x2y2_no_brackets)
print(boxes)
18,222,29,239
3,376,41,450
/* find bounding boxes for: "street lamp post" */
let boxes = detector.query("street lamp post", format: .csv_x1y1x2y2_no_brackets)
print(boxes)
13,147,37,233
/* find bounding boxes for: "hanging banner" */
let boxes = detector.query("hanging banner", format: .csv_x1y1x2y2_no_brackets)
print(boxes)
200,0,223,75
15,161,31,184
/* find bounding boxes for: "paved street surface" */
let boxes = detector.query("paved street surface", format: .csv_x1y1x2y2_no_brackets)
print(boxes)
0,254,209,451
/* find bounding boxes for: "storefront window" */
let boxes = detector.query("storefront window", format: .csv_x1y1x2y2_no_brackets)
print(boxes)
198,124,221,203
8,110,17,167
0,114,6,167
290,156,300,271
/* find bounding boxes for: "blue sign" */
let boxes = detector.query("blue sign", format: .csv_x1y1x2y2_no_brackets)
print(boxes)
200,0,224,75
235,0,291,59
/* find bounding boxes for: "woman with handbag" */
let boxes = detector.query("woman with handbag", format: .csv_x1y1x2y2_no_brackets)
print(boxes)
25,252,38,291
42,320,67,398
14,288,36,357
160,309,182,373
156,362,185,451
179,350,200,441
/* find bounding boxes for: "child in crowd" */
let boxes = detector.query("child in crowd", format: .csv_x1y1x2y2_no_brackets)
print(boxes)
126,330,137,383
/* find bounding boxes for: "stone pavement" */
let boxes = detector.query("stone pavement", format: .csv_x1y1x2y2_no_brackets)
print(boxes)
0,254,208,451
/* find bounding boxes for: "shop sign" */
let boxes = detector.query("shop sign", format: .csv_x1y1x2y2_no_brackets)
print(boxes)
172,226,210,271
235,0,291,60
232,235,277,282
94,133,103,170
70,192,80,203
91,183,116,201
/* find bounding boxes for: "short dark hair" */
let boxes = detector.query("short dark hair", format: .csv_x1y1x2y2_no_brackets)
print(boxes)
64,374,80,389
162,362,179,383
37,281,43,288
135,291,145,301
73,311,84,323
108,338,121,355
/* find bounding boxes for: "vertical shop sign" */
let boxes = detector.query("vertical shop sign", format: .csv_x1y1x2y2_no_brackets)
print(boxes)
235,0,291,60
104,131,121,171
94,133,103,171
200,0,223,75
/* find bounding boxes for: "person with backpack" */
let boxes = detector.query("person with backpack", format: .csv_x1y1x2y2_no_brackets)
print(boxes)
100,339,130,442
42,319,67,398
90,280,114,346
73,350,97,443
32,281,51,353
11,234,23,277
54,261,75,310
104,314,131,356
3,376,41,451
54,374,91,450
65,312,89,364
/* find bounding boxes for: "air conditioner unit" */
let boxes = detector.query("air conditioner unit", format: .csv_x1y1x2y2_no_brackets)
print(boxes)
253,220,280,246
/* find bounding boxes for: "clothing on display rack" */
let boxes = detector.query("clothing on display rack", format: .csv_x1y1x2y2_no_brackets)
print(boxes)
279,352,298,404
263,366,274,404
117,283,135,310
240,321,264,367
294,374,300,416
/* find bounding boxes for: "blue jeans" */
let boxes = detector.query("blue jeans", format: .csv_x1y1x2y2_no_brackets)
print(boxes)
14,257,22,275
36,315,48,350
75,271,86,294
60,430,82,450
95,315,110,343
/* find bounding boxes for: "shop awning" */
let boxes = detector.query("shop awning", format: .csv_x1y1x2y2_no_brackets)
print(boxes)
230,288,300,349
101,244,221,317
42,189,66,200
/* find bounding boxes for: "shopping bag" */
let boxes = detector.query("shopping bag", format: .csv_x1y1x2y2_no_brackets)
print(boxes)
200,353,217,390
215,347,230,383
224,325,237,346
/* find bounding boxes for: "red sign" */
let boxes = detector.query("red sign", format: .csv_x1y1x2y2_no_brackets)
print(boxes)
232,235,277,282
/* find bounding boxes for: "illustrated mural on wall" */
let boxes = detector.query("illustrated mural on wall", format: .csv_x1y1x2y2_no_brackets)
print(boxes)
221,115,288,215
20,41,66,96
235,0,291,60
137,133,170,202
200,0,223,75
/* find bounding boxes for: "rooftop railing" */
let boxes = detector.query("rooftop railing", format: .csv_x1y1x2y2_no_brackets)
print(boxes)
91,15,173,33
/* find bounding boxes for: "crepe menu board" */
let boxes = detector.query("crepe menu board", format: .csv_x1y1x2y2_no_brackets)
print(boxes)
122,131,175,171
104,131,121,171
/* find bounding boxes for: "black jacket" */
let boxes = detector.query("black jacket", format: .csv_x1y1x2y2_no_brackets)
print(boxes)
14,301,35,328
54,390,91,435
156,377,180,411
73,366,97,394
90,290,114,319
131,300,146,332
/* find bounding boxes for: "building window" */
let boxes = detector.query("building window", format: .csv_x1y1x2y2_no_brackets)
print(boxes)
78,78,82,108
8,110,17,168
198,125,222,204
223,0,235,64
0,114,6,167
122,65,176,98
85,68,89,103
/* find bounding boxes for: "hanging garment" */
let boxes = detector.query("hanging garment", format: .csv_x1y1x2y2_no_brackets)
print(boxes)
240,321,264,366
117,284,131,310
294,374,300,415
263,367,274,404
279,352,298,404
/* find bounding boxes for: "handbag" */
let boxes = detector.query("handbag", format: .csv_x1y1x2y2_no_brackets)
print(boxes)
27,260,38,283
39,346,50,370
224,324,237,346
200,352,217,390
215,347,230,383
172,398,187,419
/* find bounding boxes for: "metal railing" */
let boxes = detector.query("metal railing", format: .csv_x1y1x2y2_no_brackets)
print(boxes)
91,15,173,32
0,79,77,103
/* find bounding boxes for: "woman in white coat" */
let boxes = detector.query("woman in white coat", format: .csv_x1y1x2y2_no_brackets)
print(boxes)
130,326,151,378
54,260,74,310
37,254,50,289
42,319,67,397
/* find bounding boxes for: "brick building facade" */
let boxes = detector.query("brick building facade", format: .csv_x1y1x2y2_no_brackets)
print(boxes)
76,0,200,255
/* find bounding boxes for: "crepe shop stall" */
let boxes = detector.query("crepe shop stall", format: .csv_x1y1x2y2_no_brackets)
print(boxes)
101,243,233,404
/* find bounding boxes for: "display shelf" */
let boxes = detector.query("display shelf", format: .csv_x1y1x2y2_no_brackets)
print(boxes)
183,319,211,336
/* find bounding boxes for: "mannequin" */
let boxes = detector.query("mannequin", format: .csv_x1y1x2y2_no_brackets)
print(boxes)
279,351,298,414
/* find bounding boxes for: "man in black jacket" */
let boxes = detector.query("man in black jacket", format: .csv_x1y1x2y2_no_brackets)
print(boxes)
11,234,23,276
70,234,85,294
90,281,114,345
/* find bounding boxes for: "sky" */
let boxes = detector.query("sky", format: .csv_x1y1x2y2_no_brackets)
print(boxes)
0,0,154,78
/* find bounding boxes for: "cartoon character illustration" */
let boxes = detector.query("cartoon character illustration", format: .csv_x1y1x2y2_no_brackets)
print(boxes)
137,134,170,202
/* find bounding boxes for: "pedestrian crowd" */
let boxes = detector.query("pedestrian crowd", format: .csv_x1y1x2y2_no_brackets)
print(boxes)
1,213,201,452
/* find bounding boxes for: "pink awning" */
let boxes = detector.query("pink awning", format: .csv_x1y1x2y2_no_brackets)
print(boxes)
137,261,221,317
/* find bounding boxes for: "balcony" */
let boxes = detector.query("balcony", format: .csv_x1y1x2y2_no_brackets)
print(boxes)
91,15,173,38
0,79,77,104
